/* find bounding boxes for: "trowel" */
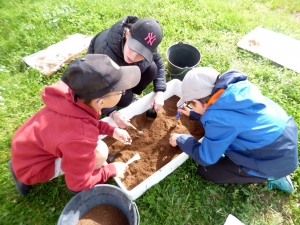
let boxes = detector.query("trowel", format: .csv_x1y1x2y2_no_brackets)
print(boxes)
172,106,182,127
126,153,141,165
107,152,121,163
145,108,157,120
107,152,141,164
128,122,144,136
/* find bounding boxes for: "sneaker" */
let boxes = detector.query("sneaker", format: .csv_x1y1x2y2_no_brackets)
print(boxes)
8,160,31,196
68,188,80,195
268,175,294,193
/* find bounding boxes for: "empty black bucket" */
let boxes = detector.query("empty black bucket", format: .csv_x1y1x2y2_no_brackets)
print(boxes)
57,184,139,225
166,42,201,80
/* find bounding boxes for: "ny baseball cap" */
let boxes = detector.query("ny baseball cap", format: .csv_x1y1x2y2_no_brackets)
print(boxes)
62,54,141,100
128,18,163,63
177,67,220,107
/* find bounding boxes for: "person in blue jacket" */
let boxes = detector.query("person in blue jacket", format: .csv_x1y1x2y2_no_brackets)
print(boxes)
169,67,298,193
87,16,166,128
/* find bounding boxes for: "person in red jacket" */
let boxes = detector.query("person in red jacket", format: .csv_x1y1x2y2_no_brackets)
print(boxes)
9,54,141,196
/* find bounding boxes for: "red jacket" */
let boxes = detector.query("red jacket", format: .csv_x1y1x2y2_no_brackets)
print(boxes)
11,81,116,192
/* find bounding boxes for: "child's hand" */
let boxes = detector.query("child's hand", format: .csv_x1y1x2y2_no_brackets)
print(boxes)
111,112,129,128
178,105,190,117
113,162,128,179
169,133,181,147
113,128,132,145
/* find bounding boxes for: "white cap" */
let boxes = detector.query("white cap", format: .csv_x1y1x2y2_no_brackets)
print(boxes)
177,67,220,107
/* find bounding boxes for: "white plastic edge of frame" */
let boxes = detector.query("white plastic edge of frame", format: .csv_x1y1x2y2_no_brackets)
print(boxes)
100,79,192,200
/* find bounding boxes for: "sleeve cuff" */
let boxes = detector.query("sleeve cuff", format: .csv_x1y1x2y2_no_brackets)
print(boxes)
105,163,117,177
189,110,202,121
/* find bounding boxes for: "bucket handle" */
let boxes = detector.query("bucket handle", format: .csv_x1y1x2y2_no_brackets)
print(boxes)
132,202,140,225
167,67,190,77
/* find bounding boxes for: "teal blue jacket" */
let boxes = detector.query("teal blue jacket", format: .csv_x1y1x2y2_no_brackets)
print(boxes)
177,70,298,179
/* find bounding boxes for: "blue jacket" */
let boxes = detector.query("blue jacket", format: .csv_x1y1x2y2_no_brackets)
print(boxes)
177,69,298,179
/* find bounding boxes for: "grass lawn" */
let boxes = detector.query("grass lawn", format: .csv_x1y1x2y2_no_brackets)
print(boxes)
0,0,300,224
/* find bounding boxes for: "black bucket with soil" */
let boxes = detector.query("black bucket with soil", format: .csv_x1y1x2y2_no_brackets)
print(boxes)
166,42,201,80
57,184,139,225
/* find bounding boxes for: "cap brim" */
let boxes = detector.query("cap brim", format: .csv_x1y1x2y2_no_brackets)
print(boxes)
177,98,185,108
113,65,141,92
127,33,153,63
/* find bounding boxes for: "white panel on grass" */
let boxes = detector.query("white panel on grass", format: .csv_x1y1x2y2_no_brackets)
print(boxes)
237,26,300,73
23,33,93,76
224,214,245,225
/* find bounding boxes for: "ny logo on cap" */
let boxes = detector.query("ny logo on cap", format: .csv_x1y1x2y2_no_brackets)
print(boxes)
144,32,156,46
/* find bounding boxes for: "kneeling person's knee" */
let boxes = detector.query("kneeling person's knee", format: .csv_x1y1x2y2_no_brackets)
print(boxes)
94,140,108,170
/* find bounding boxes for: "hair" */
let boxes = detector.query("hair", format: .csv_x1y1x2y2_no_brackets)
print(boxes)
199,74,221,103
199,95,212,104
123,28,129,43
80,99,93,106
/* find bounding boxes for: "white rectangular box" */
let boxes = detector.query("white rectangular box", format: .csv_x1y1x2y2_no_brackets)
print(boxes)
100,79,189,200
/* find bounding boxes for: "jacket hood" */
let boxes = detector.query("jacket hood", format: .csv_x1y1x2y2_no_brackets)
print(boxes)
42,81,100,119
212,69,248,95
107,16,139,59
209,70,268,111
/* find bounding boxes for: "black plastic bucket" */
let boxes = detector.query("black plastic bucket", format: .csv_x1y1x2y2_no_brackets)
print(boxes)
166,42,201,80
57,184,139,225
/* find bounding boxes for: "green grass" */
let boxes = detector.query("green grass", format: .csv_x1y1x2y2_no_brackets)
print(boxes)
1,0,300,224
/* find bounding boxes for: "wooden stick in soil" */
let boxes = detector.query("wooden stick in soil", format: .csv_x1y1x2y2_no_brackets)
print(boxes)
128,123,144,135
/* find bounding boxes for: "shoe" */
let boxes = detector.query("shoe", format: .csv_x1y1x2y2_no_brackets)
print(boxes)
8,160,31,196
268,175,294,193
68,188,80,195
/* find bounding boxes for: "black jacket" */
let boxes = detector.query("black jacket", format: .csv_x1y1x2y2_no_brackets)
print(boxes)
87,16,166,93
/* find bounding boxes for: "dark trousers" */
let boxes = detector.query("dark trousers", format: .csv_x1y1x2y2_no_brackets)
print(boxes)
197,156,268,184
117,61,157,108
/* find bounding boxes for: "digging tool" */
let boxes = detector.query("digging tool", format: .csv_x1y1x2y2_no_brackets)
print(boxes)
172,106,182,127
128,123,144,135
145,108,157,120
126,153,141,165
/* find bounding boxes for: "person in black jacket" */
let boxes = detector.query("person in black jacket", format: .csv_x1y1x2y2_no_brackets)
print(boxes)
87,16,166,128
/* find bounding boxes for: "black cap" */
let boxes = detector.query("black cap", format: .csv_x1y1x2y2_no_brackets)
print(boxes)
128,18,163,63
62,54,141,100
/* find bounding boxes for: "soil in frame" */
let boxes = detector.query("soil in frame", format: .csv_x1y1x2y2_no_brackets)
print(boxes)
104,95,205,190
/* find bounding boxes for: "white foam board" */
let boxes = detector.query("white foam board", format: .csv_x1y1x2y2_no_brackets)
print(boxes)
237,26,300,73
23,33,93,76
100,79,190,200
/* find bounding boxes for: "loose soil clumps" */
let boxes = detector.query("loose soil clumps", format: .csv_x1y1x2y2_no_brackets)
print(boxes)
76,96,204,225
104,96,204,190
77,204,129,225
